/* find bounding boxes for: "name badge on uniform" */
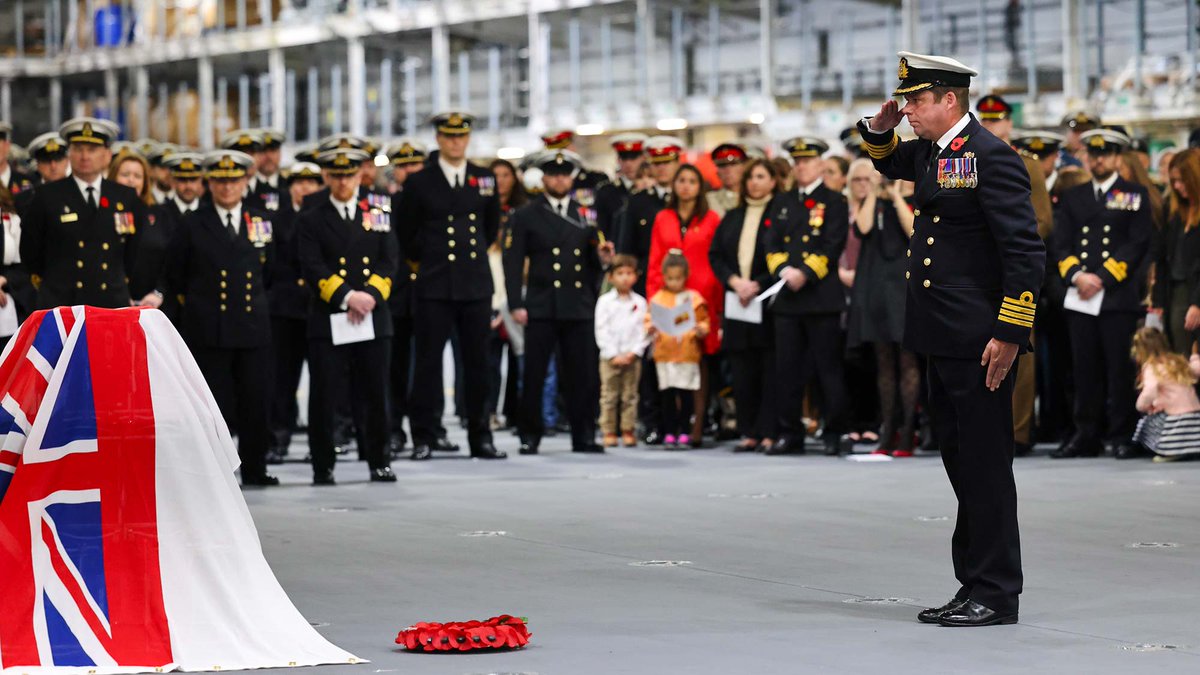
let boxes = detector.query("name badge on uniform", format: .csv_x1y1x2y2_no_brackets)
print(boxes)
1106,190,1142,211
262,192,280,211
476,176,496,197
938,157,978,189
248,215,273,247
367,192,392,213
61,212,79,223
363,209,391,232
114,211,136,235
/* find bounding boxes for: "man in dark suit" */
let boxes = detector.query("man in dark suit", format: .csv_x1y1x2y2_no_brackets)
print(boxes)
763,136,853,457
1049,128,1152,460
20,117,147,310
267,162,323,460
157,150,278,487
297,147,400,485
504,150,613,455
396,112,505,460
859,51,1045,627
249,127,286,213
594,132,647,243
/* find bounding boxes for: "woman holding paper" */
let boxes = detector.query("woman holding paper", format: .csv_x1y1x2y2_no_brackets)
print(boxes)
709,158,781,452
647,165,724,446
844,160,920,456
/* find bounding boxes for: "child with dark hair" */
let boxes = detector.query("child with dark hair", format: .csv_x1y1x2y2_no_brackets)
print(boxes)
595,254,649,447
645,251,710,448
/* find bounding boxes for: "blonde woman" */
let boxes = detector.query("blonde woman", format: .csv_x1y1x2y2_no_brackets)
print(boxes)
107,150,156,206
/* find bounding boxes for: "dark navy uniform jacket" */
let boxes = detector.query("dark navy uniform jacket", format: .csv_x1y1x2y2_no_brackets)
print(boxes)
1049,177,1152,313
503,194,604,322
762,184,851,316
615,188,667,295
267,201,312,320
859,113,1046,358
395,162,500,303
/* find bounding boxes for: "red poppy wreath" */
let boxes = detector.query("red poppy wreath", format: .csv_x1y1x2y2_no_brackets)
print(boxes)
396,615,531,652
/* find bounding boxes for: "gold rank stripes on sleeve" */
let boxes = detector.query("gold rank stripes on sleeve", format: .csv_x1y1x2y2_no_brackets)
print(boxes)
998,292,1037,328
1103,258,1128,283
319,275,344,302
1057,256,1080,279
766,252,789,275
865,135,899,159
803,254,830,280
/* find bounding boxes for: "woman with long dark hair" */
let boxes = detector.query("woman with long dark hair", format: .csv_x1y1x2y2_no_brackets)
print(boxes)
487,158,529,429
709,158,780,452
647,164,723,447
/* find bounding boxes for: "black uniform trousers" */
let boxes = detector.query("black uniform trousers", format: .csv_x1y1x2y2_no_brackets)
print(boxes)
411,298,492,450
1035,303,1074,443
927,356,1022,614
308,337,392,473
1065,310,1139,443
520,318,597,448
192,345,271,480
269,316,308,450
638,353,662,435
389,314,416,446
727,348,778,441
775,314,848,441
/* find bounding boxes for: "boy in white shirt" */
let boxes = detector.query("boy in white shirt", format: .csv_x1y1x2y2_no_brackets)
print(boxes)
595,254,649,447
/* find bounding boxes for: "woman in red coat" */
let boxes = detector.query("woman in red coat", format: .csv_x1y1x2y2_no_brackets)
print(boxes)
646,164,724,446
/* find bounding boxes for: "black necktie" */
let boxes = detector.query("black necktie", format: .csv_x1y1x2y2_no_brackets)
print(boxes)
1095,187,1105,204
453,173,461,189
85,186,97,210
225,213,237,240
929,144,942,171
344,206,352,223
558,202,566,217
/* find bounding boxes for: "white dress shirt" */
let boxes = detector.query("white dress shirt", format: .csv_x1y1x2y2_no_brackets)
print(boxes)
0,165,10,189
252,173,279,192
74,175,103,205
594,289,649,359
173,196,200,214
215,204,243,235
438,157,467,188
2,210,21,265
330,194,358,221
546,194,571,217
799,177,824,197
1092,171,1119,199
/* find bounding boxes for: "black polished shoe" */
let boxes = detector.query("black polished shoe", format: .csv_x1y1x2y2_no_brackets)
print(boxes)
1113,442,1149,460
519,442,539,455
370,466,397,482
917,598,968,624
572,443,605,454
432,437,460,452
643,430,663,446
937,600,1017,627
242,473,280,487
312,469,336,486
471,443,508,459
823,435,852,456
1014,442,1033,457
1050,436,1103,459
410,444,433,461
764,437,804,455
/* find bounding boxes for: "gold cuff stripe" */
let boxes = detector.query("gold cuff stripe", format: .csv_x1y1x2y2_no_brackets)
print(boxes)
767,252,789,275
999,308,1035,324
1104,258,1128,282
367,274,392,301
1058,256,1081,279
865,135,899,160
803,254,830,280
318,275,345,303
1000,302,1037,317
998,314,1034,328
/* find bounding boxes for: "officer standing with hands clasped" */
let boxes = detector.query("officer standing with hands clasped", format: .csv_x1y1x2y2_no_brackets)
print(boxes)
504,149,614,455
859,51,1045,627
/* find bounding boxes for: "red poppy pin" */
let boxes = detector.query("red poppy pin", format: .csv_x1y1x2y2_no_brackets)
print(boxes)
468,176,478,187
358,199,369,211
950,135,969,152
99,196,110,208
804,198,816,209
763,218,771,228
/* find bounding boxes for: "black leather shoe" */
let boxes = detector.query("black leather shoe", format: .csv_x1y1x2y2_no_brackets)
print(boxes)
918,598,968,624
572,443,605,453
764,437,804,455
370,467,397,482
312,470,336,486
937,600,1018,627
643,430,663,446
1050,437,1103,459
243,473,280,487
1014,442,1033,457
519,442,539,455
1113,442,1148,460
432,437,460,452
471,443,508,459
410,445,433,461
824,435,852,456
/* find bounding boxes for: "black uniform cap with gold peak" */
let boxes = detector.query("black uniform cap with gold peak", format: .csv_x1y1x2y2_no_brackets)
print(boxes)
292,143,319,164
711,143,749,166
976,94,1013,121
220,129,265,153
316,147,371,176
1060,111,1101,130
531,148,583,176
782,136,829,159
59,117,121,147
1080,128,1131,155
164,152,205,179
1011,130,1065,157
147,143,180,166
203,149,256,179
256,128,286,149
893,51,978,96
134,138,160,158
284,162,322,182
645,136,685,164
110,141,138,157
317,133,369,153
28,132,68,161
430,110,476,136
386,138,427,165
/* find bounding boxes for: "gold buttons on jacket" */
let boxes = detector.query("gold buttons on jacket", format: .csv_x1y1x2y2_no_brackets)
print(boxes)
923,280,931,288
470,239,477,246
76,281,83,288
78,240,85,248
448,226,455,235
469,213,477,221
1103,238,1110,245
101,263,108,270
221,270,228,277
220,304,226,311
339,257,346,264
245,294,252,301
448,215,455,222
100,283,107,291
246,307,252,313
221,281,227,288
905,271,910,279
923,258,931,266
471,252,478,259
76,260,83,268
339,269,347,276
410,272,417,280
298,279,306,286
927,237,934,245
553,263,561,271
552,247,561,255
102,242,109,250
220,292,227,300
245,282,252,290
575,264,582,272
448,253,457,261
1102,251,1109,258
913,209,921,216
784,236,791,244
801,235,809,243
449,240,456,248
469,226,477,234
1081,252,1089,259
932,216,941,223
363,269,370,276
554,280,562,288
1082,239,1088,246
574,248,581,256
906,250,911,258
1082,226,1090,234
362,257,370,264
1104,225,1111,232
575,281,582,288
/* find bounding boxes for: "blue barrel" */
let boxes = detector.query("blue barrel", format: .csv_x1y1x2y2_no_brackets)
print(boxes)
94,5,123,47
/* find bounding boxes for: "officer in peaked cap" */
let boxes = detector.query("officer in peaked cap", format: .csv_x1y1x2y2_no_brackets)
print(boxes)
1059,111,1099,166
387,138,428,185
504,149,613,456
221,129,265,154
1012,131,1066,194
293,143,319,165
839,126,866,158
147,142,181,204
249,127,286,211
295,147,400,484
1048,128,1150,461
397,110,507,460
707,143,748,216
541,127,608,200
21,117,148,310
0,121,37,199
27,132,70,187
595,132,647,243
157,150,278,487
858,51,1045,627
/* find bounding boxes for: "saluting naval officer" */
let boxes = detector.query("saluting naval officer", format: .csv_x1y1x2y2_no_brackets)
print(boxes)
21,117,148,310
859,51,1045,627
157,150,278,487
396,111,506,461
504,149,614,455
1048,129,1152,460
595,132,648,243
762,136,853,457
297,147,400,484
